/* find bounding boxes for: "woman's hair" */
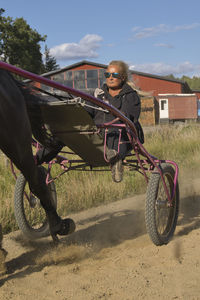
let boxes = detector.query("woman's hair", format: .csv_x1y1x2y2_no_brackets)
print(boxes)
108,60,151,97
108,60,129,83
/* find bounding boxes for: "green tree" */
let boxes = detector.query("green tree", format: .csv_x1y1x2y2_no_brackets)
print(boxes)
43,45,59,73
165,73,200,90
180,75,200,90
0,8,46,74
165,74,178,81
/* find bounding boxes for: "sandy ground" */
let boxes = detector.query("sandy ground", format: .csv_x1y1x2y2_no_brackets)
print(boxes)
1,177,200,299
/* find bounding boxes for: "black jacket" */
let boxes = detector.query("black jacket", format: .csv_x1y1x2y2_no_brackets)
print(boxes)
85,83,144,144
86,83,141,124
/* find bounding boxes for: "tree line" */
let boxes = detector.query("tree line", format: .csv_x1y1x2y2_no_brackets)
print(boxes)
0,8,59,74
166,74,200,91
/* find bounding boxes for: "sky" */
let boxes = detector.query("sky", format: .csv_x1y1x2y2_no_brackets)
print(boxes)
1,0,200,77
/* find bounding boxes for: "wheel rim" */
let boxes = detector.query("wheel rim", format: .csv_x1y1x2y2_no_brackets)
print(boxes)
155,172,176,238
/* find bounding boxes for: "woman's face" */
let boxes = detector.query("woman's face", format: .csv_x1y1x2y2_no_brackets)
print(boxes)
105,65,123,89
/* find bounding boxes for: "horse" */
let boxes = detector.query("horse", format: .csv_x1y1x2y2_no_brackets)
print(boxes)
0,69,75,272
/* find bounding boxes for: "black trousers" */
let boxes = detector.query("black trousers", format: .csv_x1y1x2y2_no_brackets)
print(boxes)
106,130,132,160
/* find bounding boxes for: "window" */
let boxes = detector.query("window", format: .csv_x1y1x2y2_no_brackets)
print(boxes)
74,70,85,89
64,71,73,88
42,67,107,91
87,69,98,88
161,100,167,110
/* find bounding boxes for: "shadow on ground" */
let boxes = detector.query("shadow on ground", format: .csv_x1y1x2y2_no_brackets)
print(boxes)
3,190,200,286
0,207,146,286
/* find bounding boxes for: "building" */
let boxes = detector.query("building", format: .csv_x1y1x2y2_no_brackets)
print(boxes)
34,61,108,95
132,70,192,97
28,60,197,125
157,94,198,123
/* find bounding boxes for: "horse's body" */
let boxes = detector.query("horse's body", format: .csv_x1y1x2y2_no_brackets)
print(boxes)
0,70,74,270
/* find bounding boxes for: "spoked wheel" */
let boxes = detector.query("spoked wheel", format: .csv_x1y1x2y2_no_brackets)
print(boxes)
145,163,179,246
14,166,57,240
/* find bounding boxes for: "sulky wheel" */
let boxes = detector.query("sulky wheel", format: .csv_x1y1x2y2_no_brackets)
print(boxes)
14,166,57,240
145,163,179,246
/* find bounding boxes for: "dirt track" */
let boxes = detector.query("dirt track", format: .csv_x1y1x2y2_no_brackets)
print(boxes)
1,178,200,300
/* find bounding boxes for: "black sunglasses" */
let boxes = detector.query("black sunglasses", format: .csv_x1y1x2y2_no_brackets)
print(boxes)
104,72,121,79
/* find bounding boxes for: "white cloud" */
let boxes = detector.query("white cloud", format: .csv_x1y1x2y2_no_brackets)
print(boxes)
49,34,103,60
154,43,174,49
132,26,142,32
129,61,200,76
131,23,200,39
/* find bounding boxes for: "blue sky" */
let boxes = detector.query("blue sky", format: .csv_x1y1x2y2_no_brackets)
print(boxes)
1,0,200,77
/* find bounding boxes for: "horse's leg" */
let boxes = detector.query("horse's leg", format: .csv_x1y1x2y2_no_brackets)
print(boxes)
5,141,75,240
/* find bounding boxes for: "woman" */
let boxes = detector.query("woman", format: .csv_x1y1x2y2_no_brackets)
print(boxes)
86,60,144,183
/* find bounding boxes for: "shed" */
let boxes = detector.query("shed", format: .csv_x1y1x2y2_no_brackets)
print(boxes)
193,90,200,100
157,94,198,123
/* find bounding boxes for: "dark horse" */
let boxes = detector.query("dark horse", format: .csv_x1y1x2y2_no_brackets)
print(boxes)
0,69,75,270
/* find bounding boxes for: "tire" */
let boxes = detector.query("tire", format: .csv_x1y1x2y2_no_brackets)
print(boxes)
14,166,57,240
145,163,179,246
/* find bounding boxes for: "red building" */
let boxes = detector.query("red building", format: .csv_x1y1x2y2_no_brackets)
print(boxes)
132,70,191,96
157,94,198,123
34,61,107,95
32,60,191,95
28,60,198,125
192,90,200,100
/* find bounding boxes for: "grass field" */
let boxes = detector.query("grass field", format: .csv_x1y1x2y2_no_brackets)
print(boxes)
1,123,200,234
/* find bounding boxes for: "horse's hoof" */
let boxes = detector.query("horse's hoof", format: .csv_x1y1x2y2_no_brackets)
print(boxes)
56,218,76,236
50,217,76,238
48,213,76,241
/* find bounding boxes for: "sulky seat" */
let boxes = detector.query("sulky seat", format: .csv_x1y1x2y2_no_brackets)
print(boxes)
39,99,107,167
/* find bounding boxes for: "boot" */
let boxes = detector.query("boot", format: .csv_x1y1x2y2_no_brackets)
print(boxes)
47,212,76,241
106,149,123,183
